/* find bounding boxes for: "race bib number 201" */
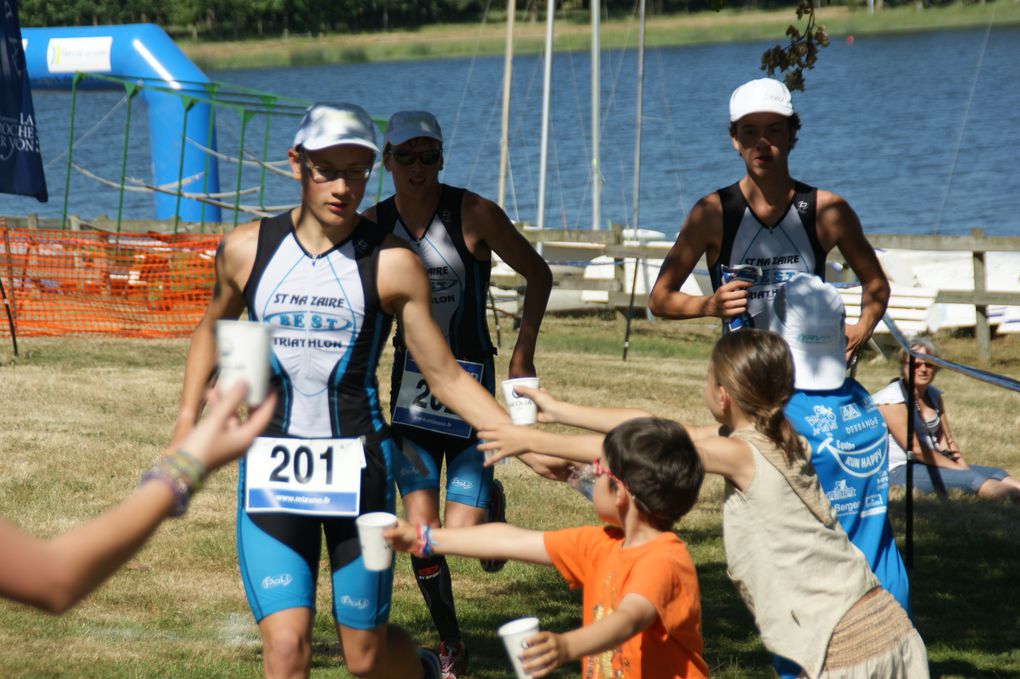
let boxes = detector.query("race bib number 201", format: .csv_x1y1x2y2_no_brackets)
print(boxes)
392,355,483,438
245,437,366,517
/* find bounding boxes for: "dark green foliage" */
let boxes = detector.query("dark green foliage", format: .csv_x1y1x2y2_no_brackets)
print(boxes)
20,2,819,40
17,0,829,89
759,0,830,91
19,0,494,36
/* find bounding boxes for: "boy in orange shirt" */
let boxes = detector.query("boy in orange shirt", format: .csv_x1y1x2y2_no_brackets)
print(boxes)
386,417,708,678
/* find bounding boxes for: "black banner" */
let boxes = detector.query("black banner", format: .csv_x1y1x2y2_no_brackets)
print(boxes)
1,0,46,202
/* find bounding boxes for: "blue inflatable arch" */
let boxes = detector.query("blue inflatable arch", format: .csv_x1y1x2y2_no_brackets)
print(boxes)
22,24,221,222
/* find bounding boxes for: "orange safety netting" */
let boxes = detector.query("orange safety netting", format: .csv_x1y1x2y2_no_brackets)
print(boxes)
0,225,221,339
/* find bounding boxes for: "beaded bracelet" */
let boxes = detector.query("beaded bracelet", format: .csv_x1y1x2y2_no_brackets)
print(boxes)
140,448,207,517
415,524,433,558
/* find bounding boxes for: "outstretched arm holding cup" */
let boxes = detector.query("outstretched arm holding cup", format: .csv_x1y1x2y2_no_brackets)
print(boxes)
383,519,665,678
479,384,722,466
0,383,274,614
388,418,710,679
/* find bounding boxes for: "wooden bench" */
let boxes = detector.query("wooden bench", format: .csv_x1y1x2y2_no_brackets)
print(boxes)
838,285,938,338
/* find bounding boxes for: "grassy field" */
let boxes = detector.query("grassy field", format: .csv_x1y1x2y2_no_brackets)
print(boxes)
181,3,1020,72
0,317,1018,677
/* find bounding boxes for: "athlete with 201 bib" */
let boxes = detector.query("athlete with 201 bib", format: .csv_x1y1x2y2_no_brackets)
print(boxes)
171,103,519,679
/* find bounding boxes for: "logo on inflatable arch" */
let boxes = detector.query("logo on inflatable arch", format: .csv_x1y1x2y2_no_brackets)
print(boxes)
46,36,113,74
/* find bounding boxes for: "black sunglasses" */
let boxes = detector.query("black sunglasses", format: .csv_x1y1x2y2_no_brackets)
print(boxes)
390,148,442,166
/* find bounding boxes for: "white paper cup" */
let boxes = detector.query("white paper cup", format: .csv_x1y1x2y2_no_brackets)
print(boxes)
500,377,541,425
483,449,509,466
498,616,540,679
482,443,509,466
356,512,398,571
215,320,272,406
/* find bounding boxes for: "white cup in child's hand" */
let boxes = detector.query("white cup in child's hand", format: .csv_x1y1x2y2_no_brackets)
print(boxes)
356,512,398,571
215,320,272,406
498,616,540,679
482,442,509,466
501,377,541,425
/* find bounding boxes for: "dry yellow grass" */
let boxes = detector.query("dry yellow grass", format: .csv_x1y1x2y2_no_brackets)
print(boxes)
0,318,1017,677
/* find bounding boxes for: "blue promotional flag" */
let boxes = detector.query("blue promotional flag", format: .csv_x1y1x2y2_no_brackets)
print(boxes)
1,0,47,202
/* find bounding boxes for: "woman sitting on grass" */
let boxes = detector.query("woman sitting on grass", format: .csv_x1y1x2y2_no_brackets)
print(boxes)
480,329,929,678
873,337,1020,502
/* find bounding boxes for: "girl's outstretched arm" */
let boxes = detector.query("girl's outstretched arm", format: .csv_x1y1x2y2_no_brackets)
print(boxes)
695,436,755,491
686,423,730,442
511,385,652,433
478,425,603,465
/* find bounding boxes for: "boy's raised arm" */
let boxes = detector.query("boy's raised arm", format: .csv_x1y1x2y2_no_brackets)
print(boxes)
519,593,658,677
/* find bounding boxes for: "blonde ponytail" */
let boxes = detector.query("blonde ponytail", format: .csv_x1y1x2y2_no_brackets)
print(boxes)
712,329,806,465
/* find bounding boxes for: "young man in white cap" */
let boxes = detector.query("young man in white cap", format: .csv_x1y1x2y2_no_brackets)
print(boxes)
362,110,552,679
171,102,538,679
648,77,889,362
769,272,911,678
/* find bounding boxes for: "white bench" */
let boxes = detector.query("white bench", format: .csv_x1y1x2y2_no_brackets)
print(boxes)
838,284,938,337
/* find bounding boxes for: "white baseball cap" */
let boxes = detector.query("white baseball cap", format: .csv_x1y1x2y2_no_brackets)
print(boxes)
383,110,443,149
729,78,794,123
768,273,847,391
293,102,379,153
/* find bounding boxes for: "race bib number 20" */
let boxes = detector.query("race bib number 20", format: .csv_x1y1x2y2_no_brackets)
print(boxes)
245,437,366,517
392,355,483,438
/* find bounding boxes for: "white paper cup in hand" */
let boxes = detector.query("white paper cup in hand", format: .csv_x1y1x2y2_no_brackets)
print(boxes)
482,444,510,466
501,377,541,425
356,512,398,571
215,320,272,406
498,616,540,679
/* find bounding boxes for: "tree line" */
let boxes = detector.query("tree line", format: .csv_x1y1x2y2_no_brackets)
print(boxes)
18,0,905,41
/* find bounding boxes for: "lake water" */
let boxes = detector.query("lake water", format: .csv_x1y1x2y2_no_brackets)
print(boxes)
5,24,1019,238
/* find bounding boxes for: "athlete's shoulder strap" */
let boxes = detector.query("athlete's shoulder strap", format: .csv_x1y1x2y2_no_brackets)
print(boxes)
792,181,826,278
436,184,471,259
244,211,293,304
349,215,389,260
711,182,747,289
373,195,399,234
436,184,466,231
346,216,390,325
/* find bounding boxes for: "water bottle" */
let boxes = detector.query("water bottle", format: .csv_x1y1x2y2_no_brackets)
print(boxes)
720,264,762,332
567,463,596,502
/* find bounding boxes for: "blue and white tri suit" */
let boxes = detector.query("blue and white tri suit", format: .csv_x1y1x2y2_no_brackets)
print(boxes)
236,211,397,628
373,185,496,509
777,379,912,677
709,181,826,330
785,380,911,612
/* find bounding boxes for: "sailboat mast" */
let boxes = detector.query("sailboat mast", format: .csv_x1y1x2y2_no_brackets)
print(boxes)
537,0,554,230
632,0,646,232
591,0,601,231
497,0,515,210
